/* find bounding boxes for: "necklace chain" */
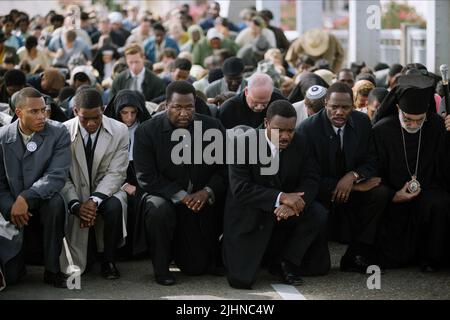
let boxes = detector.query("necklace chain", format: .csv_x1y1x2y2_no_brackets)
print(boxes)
400,126,422,179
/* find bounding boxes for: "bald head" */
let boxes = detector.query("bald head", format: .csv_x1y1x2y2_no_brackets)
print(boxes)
245,73,274,112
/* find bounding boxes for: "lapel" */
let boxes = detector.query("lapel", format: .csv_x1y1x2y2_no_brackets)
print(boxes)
258,125,282,188
4,121,24,161
91,116,112,181
23,129,47,159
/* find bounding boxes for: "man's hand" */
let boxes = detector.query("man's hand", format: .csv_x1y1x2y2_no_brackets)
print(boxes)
10,196,31,228
274,204,298,221
332,172,356,204
280,192,305,213
181,190,210,213
353,177,381,192
444,114,450,132
123,183,137,196
392,182,421,203
79,199,97,228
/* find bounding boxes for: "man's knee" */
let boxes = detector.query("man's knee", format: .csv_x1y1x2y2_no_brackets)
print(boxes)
307,201,329,227
367,185,391,204
41,193,65,225
100,197,122,222
143,195,176,225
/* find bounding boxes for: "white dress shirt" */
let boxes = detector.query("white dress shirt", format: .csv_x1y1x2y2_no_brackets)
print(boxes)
129,67,145,93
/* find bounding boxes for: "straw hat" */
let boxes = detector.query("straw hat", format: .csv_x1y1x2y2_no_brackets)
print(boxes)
300,29,330,57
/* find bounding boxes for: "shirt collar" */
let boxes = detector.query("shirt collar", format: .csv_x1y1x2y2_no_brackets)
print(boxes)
78,120,100,140
332,124,346,135
264,128,278,158
130,67,145,81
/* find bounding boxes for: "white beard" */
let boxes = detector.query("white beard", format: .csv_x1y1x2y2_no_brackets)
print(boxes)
399,112,423,134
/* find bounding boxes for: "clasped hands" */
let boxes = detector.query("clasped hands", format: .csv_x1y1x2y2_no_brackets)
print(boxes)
181,189,209,213
73,199,98,228
275,192,305,221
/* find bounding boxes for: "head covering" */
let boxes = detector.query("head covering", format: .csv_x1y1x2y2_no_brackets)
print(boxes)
252,35,270,55
314,69,335,86
306,85,327,100
372,74,436,124
187,25,204,43
288,72,330,104
396,74,435,114
206,28,223,40
222,57,244,77
300,29,330,57
105,89,151,123
70,65,97,87
108,12,123,24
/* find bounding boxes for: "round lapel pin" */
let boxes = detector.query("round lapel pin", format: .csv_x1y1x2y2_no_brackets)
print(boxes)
26,141,37,152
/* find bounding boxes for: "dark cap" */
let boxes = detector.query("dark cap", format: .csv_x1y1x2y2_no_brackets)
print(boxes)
396,74,435,114
222,57,244,77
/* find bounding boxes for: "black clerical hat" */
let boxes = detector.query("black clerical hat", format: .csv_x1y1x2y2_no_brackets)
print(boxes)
396,74,435,114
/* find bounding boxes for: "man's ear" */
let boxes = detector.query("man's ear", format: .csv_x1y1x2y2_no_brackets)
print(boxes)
263,118,268,129
15,107,21,118
73,107,78,116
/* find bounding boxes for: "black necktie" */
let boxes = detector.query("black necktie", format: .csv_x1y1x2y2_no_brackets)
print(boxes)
335,129,346,178
85,134,93,183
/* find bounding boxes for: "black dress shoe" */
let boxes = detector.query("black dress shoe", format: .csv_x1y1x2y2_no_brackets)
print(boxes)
340,255,371,274
155,273,176,286
43,271,69,288
420,262,439,273
280,261,304,286
101,262,120,280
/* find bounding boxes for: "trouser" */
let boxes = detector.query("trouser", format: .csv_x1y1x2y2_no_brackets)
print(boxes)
95,196,123,263
262,201,331,276
142,195,219,276
3,193,65,284
327,185,390,260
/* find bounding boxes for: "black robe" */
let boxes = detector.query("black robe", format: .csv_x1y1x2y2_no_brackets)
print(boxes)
373,113,450,267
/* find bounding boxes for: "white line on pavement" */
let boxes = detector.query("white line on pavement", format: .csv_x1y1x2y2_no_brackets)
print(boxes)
271,284,307,300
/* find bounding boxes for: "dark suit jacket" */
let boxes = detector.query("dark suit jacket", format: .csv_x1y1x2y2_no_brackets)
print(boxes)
0,120,71,219
297,109,377,204
217,90,287,129
223,129,320,285
132,112,227,254
110,69,166,103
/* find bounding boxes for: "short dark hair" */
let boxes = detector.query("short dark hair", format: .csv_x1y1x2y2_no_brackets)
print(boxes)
355,73,376,87
388,63,403,77
338,68,354,78
174,58,192,71
258,9,273,21
166,81,196,103
368,87,388,105
4,69,26,87
152,22,166,33
374,62,389,72
73,72,90,83
266,100,297,121
325,82,354,102
73,88,103,110
50,14,64,24
15,87,43,109
25,35,38,51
